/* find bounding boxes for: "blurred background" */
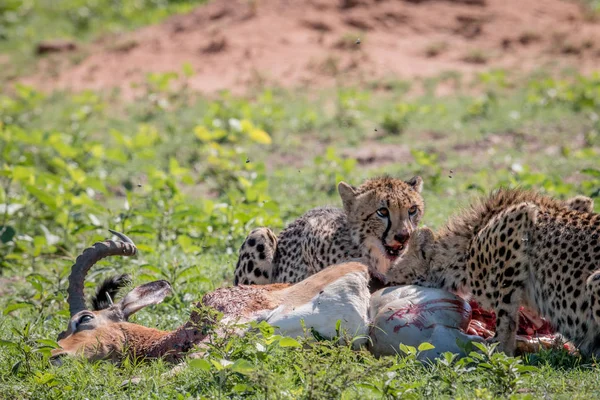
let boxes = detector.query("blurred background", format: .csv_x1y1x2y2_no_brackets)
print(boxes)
2,0,600,94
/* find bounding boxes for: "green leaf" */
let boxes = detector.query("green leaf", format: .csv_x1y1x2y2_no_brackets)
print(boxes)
582,168,600,178
399,343,416,355
471,341,488,353
177,235,201,254
11,166,35,183
355,383,382,396
232,383,252,393
194,125,210,141
188,358,211,371
418,342,435,352
182,62,194,78
231,359,254,375
33,347,53,358
0,225,16,243
129,224,155,233
3,302,34,315
278,337,301,348
257,321,275,337
34,372,57,385
26,275,43,293
136,244,155,253
210,359,224,371
0,339,17,348
517,365,539,373
138,274,159,282
71,224,97,235
25,185,57,210
11,360,21,376
36,339,59,349
141,265,164,276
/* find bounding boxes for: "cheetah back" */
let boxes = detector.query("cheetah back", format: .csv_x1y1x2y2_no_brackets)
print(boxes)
271,207,361,283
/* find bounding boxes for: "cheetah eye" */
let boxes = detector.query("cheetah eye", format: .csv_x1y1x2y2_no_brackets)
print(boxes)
376,208,389,218
408,205,419,216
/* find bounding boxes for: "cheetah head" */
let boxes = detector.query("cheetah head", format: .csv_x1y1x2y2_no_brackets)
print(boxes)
338,176,425,274
385,227,436,287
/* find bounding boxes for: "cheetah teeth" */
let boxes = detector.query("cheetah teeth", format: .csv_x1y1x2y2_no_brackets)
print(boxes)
384,245,403,258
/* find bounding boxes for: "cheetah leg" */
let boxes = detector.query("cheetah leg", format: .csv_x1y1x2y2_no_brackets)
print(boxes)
564,196,594,213
234,227,277,286
470,202,538,356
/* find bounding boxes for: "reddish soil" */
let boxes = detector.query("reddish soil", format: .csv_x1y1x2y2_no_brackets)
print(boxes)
23,0,600,96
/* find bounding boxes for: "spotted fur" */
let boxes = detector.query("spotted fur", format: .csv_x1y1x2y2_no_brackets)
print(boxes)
386,188,599,356
234,176,425,285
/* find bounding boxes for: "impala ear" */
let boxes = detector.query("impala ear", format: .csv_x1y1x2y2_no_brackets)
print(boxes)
406,176,423,193
338,181,358,212
118,280,172,319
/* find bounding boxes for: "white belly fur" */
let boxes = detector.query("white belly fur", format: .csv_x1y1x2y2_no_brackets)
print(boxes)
264,271,370,347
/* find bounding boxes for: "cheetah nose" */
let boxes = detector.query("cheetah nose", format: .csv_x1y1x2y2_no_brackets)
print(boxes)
394,231,410,245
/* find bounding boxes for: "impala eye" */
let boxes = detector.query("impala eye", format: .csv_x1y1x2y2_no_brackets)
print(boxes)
376,208,389,218
78,314,94,326
408,205,419,216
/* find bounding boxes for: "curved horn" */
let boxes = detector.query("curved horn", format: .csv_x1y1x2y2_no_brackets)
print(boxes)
67,230,137,317
108,229,135,244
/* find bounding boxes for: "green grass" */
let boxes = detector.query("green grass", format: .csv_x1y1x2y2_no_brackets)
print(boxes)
2,8,600,395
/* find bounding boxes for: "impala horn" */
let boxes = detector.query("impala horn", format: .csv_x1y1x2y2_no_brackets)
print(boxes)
67,229,137,317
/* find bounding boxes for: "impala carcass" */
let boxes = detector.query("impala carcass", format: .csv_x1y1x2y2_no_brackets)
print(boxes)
51,231,372,363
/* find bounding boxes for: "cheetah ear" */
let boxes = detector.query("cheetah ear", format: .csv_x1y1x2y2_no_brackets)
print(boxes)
338,181,357,212
406,176,423,193
564,195,594,213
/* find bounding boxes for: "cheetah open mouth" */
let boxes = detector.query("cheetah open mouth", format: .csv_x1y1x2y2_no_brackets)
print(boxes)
383,244,404,259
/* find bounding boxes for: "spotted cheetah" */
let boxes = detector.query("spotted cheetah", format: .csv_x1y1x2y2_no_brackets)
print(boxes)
234,176,425,285
385,188,599,356
564,195,595,213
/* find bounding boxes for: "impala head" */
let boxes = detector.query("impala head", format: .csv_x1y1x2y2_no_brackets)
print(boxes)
51,230,172,363
385,227,436,287
338,176,424,269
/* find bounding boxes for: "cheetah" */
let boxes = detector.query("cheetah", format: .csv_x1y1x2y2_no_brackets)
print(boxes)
385,188,599,356
564,195,595,213
235,176,425,285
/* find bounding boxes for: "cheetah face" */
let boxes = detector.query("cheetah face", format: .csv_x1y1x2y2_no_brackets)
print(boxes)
386,228,435,286
338,176,425,267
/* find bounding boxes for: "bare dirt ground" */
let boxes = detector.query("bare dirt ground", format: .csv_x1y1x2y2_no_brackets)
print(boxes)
23,0,600,96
